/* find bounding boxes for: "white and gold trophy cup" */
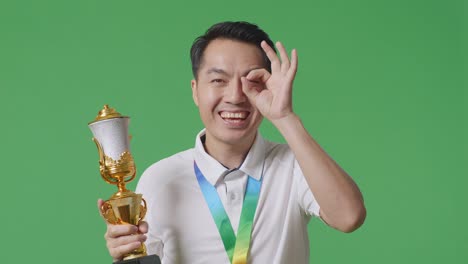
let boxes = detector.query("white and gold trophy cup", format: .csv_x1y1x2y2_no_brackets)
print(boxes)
89,105,160,264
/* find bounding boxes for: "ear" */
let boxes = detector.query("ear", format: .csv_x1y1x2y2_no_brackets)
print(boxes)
191,79,199,107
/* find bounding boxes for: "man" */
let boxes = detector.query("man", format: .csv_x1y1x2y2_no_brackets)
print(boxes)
98,21,366,263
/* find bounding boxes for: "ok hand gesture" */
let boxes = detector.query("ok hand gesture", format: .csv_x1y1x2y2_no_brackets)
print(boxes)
241,41,298,124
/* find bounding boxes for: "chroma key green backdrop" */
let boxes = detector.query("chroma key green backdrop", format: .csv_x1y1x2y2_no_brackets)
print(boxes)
0,0,465,263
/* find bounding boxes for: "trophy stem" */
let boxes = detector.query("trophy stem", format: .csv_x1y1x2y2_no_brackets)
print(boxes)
118,181,128,193
111,179,134,199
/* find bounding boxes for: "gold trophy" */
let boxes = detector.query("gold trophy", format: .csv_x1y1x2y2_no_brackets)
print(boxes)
89,105,160,264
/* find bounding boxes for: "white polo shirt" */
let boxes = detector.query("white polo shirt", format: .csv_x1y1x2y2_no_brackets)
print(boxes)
136,129,320,264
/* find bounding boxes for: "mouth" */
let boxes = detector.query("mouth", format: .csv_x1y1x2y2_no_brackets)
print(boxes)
219,111,250,126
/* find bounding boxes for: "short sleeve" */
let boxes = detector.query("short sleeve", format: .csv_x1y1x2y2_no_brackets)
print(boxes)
293,159,321,217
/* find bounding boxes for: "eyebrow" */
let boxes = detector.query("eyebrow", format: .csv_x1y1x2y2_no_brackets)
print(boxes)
205,67,263,77
206,68,228,75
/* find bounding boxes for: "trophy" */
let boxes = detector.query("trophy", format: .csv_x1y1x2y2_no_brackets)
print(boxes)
89,105,161,264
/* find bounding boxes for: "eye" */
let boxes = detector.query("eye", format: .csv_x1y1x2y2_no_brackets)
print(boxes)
210,79,227,86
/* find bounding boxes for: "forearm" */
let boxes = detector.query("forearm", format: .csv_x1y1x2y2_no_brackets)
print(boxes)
273,114,366,232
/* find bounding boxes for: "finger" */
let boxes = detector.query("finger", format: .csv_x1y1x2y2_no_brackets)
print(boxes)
106,224,139,239
287,49,298,79
138,221,149,234
246,68,271,83
261,41,280,73
109,241,143,261
107,232,147,249
276,41,290,72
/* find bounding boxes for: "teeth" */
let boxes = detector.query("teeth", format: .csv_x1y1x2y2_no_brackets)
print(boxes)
220,112,247,119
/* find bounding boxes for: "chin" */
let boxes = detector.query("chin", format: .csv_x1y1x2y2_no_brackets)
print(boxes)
214,126,257,145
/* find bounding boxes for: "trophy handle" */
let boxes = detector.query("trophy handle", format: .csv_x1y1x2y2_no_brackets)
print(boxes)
139,198,147,220
122,135,136,184
100,201,121,225
92,137,118,185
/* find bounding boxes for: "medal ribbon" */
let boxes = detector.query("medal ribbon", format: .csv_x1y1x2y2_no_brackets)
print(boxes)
194,162,262,264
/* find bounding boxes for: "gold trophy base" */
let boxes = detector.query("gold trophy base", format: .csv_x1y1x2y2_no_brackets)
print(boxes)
100,189,158,262
101,190,147,226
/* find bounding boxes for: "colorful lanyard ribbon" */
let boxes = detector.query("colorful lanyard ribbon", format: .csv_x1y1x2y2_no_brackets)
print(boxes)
194,162,262,264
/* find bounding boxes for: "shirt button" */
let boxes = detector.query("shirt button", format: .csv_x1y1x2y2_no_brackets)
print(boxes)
230,193,237,200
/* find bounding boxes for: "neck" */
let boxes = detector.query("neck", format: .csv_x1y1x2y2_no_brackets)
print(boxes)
203,133,256,170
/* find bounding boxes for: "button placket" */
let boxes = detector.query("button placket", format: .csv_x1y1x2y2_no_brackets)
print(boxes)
223,170,247,232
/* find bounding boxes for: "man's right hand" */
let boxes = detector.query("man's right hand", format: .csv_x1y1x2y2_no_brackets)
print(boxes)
97,199,148,262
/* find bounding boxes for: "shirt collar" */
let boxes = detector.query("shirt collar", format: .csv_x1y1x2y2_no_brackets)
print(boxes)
193,129,266,186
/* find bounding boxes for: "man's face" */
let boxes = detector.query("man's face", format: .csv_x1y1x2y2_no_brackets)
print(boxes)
191,38,265,147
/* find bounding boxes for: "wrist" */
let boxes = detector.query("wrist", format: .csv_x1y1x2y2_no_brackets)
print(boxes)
271,113,302,134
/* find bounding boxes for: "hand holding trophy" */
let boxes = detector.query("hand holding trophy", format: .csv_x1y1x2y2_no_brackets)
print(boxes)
89,105,161,264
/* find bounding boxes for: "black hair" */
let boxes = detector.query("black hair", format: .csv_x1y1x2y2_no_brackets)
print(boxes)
190,21,276,78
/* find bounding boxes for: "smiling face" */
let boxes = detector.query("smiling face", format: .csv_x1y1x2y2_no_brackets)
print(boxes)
191,38,265,149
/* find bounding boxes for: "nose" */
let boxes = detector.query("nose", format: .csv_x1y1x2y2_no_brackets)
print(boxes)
225,78,247,104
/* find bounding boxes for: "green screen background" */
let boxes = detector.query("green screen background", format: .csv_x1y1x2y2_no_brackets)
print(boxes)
1,0,465,263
